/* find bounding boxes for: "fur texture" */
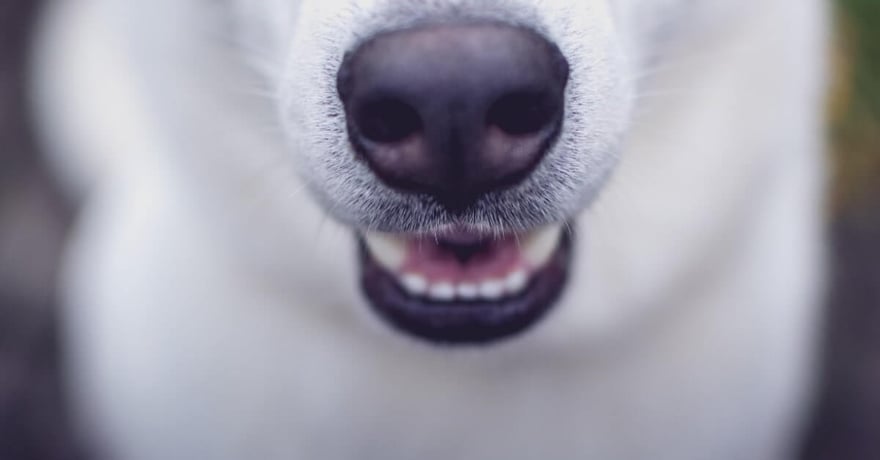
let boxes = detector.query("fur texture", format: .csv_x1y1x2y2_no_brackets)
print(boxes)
33,0,829,458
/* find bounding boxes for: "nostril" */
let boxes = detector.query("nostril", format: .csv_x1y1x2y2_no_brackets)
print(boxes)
487,90,561,136
356,98,422,143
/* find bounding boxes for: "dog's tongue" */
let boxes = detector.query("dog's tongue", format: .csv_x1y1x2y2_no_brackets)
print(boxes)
363,224,563,284
401,235,523,283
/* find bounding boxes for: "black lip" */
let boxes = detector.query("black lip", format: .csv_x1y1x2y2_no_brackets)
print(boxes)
359,228,572,345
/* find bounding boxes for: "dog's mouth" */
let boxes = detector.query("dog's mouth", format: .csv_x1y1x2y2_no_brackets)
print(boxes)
359,224,572,344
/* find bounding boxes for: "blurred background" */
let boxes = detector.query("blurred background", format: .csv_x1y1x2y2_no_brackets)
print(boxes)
0,1,878,459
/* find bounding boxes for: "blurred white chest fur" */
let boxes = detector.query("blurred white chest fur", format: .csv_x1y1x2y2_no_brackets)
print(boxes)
34,0,828,459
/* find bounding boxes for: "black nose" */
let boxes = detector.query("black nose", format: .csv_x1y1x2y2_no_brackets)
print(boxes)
337,23,569,212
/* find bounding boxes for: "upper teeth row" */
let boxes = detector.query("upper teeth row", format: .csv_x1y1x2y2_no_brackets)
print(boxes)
400,269,531,302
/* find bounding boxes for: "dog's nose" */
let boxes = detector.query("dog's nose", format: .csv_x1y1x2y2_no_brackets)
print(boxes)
337,23,569,212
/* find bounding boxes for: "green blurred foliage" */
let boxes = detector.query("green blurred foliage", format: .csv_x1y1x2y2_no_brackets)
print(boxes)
837,0,880,117
832,0,880,209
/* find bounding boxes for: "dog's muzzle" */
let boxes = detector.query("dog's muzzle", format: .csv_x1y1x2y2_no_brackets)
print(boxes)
338,21,573,344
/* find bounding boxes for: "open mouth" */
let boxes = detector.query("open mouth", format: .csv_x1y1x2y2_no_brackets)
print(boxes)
359,224,572,344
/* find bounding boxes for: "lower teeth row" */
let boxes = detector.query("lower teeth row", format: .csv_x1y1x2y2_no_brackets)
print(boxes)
399,270,530,302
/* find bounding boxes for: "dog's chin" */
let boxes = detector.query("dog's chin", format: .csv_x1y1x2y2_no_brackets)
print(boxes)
357,223,573,345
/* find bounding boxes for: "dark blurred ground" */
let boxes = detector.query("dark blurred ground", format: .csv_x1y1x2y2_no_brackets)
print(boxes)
800,1,880,456
0,1,83,459
0,1,878,459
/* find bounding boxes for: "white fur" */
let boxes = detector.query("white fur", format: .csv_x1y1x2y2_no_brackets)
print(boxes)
33,0,829,459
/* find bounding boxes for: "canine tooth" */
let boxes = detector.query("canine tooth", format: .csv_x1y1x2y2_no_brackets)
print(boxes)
401,274,428,296
428,283,456,301
457,283,479,300
364,232,407,270
479,279,505,300
504,270,529,294
523,224,563,267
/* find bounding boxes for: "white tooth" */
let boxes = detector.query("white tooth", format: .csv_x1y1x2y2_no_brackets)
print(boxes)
428,282,456,301
504,269,529,294
457,283,479,300
523,224,563,267
364,232,407,270
401,274,428,296
479,279,505,300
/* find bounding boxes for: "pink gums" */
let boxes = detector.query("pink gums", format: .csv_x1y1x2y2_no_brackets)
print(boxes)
400,235,528,283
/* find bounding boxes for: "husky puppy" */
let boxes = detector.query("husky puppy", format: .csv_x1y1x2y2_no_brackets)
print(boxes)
33,0,829,458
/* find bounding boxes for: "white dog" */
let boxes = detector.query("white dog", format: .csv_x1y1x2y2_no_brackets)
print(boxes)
33,0,829,459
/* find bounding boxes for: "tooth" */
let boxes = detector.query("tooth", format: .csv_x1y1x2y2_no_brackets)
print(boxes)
364,232,407,270
457,283,479,300
504,269,529,294
479,279,505,300
401,274,428,296
523,224,563,268
428,282,456,301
